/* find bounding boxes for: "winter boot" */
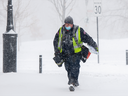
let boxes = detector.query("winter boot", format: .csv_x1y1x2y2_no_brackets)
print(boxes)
73,79,79,87
68,78,75,85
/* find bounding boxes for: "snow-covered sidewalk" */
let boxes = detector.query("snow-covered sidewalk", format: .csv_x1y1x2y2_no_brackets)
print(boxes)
0,39,128,96
0,69,128,96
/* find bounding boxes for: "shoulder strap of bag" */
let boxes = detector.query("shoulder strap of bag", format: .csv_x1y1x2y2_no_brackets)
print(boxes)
73,25,81,47
60,26,66,50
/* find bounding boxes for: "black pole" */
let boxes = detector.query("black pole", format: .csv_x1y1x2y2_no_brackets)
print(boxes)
39,55,42,73
3,0,17,73
126,50,128,65
97,17,99,63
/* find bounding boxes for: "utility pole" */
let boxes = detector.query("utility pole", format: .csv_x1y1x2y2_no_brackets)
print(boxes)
3,0,18,73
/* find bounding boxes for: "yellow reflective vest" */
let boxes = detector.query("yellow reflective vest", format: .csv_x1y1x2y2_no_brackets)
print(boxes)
58,26,83,53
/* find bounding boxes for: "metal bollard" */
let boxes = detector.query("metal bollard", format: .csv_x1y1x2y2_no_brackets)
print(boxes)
126,50,128,65
39,55,42,73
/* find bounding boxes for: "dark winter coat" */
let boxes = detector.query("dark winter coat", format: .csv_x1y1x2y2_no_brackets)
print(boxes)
53,25,97,56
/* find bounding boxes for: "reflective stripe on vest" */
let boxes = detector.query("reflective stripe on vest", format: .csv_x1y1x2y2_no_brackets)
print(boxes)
58,27,62,53
58,26,83,53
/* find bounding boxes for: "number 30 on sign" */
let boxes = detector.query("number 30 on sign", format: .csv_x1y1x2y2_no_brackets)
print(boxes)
94,0,102,16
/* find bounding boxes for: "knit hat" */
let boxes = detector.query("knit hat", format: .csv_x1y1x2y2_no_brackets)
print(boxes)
64,16,73,24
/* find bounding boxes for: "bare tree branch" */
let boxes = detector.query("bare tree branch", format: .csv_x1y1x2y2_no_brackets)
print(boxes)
67,0,76,15
49,0,76,25
65,0,74,9
1,0,7,11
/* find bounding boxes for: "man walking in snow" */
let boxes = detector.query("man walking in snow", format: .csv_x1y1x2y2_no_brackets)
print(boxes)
53,16,98,87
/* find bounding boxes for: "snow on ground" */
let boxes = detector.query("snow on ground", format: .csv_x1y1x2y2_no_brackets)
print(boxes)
0,39,128,96
0,73,128,96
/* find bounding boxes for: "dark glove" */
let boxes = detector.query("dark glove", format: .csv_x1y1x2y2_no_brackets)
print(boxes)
53,52,64,67
81,45,89,63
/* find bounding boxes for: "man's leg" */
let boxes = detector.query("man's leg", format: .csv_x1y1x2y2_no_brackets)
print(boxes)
70,54,81,86
64,57,72,85
64,54,81,86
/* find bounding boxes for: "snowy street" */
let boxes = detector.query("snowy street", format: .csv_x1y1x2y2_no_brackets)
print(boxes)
0,71,128,96
1,0,128,95
0,39,128,96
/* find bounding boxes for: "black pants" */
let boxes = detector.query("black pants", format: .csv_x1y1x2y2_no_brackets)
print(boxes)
64,54,81,81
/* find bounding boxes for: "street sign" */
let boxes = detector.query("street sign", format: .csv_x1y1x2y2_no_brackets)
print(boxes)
94,0,102,16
